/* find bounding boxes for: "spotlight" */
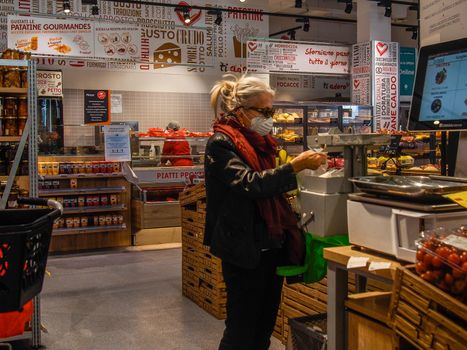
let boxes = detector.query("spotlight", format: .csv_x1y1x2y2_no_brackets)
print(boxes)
183,8,191,24
288,30,296,40
240,0,246,2
303,18,310,32
378,0,392,18
214,11,222,25
384,5,391,17
406,27,418,40
295,0,302,8
91,4,99,15
345,1,353,14
63,0,71,13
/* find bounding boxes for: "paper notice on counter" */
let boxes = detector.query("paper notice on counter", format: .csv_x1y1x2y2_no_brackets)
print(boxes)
368,262,392,271
103,125,131,162
444,191,467,209
347,257,369,269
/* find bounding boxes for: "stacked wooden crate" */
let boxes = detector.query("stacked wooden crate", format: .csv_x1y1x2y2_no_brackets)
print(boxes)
180,184,227,320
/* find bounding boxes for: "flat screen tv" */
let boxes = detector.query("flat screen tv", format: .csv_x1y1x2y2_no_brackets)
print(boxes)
408,38,467,131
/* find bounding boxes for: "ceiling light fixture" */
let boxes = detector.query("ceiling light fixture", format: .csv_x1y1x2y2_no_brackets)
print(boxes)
337,0,353,14
303,18,310,32
63,0,71,13
240,0,246,2
183,8,191,24
378,0,392,18
406,26,418,40
214,11,222,25
91,4,99,15
288,30,296,40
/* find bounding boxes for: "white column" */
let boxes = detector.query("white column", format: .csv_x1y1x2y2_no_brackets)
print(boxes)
357,0,391,42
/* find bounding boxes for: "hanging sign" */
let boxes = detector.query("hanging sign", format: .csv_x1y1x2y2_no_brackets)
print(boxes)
247,40,350,75
84,90,111,125
372,41,399,132
103,125,131,162
7,15,140,60
37,70,63,97
399,47,416,100
351,42,372,105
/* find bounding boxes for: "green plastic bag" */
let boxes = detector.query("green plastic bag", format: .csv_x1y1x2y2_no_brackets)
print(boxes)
277,233,349,283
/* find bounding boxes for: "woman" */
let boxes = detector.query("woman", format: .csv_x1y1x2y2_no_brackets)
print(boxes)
161,120,194,166
204,74,327,350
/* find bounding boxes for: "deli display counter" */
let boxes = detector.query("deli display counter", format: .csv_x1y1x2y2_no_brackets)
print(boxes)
125,135,207,245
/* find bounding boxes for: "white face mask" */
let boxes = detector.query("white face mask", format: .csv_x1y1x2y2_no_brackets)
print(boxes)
250,116,273,136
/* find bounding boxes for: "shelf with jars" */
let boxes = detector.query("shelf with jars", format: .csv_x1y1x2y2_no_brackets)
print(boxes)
38,156,131,252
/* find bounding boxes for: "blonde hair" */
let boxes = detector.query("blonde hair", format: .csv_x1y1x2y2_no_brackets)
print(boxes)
210,74,275,118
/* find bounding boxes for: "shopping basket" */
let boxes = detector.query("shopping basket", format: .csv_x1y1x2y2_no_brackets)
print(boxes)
0,198,62,313
288,314,328,350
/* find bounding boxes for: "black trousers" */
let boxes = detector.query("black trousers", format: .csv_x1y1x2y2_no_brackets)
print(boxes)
218,249,283,350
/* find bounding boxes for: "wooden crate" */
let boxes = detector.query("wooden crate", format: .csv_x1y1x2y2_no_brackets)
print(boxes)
348,311,398,350
179,183,206,206
389,266,467,350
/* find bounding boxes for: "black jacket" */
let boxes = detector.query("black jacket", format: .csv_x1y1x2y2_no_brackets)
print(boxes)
204,132,298,269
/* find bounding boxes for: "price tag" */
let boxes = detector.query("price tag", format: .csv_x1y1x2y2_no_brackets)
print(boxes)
346,257,369,269
368,262,392,271
444,191,467,209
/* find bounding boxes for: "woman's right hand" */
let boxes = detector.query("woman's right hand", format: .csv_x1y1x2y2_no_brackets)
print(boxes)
290,150,327,173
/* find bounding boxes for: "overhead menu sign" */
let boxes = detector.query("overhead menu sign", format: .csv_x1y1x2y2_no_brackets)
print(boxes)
7,15,140,60
247,40,350,75
84,90,111,125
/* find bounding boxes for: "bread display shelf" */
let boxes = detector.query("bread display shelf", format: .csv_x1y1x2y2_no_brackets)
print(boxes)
273,122,304,127
53,224,127,236
63,204,127,215
39,186,126,196
39,173,124,180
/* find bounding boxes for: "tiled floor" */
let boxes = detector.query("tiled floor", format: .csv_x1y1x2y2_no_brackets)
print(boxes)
10,248,285,350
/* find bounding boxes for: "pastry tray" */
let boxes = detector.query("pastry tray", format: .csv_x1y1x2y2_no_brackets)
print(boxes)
349,176,467,199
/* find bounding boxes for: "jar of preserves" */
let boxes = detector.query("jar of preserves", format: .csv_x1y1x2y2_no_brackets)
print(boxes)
4,116,18,136
4,68,21,88
18,97,27,117
4,97,17,116
0,116,4,136
81,217,88,227
19,51,31,60
19,68,28,88
18,116,27,136
20,160,28,175
0,69,4,87
73,217,80,228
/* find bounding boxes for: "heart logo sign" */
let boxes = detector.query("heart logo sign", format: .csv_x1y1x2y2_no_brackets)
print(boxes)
376,42,389,56
248,42,258,52
353,80,360,89
176,1,202,27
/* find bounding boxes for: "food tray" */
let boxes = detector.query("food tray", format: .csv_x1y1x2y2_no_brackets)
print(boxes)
349,176,467,200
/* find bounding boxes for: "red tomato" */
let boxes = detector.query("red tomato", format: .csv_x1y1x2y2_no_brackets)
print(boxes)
424,241,435,250
462,262,467,275
451,280,466,295
416,262,427,274
432,269,443,281
422,270,434,282
452,268,463,279
461,252,467,264
416,250,425,262
436,246,451,259
437,280,449,291
423,254,433,267
448,253,461,266
432,256,443,268
444,273,454,285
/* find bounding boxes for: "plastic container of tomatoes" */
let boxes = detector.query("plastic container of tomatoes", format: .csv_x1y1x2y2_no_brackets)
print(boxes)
415,226,467,303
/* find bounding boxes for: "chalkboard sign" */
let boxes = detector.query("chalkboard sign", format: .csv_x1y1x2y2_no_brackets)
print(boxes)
84,90,111,125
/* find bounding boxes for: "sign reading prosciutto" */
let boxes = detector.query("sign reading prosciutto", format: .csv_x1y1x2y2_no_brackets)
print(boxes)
247,40,350,75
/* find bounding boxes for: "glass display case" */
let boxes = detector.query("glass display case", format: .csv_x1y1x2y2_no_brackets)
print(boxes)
272,102,374,153
126,136,207,242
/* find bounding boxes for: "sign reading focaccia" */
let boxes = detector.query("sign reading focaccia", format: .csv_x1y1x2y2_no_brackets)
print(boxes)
154,42,182,69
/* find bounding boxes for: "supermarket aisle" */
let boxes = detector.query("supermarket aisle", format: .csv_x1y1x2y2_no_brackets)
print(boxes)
12,248,285,350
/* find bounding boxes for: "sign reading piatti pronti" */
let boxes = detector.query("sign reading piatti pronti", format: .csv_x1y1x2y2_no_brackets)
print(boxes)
84,90,111,125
